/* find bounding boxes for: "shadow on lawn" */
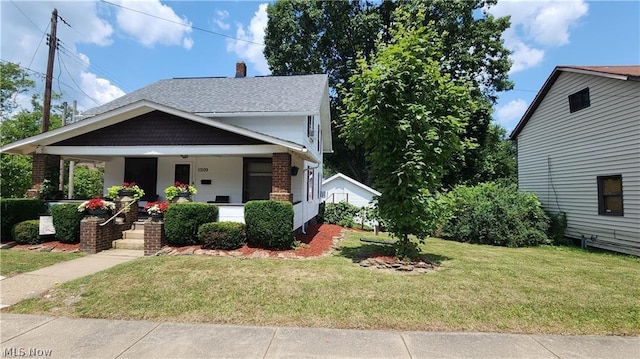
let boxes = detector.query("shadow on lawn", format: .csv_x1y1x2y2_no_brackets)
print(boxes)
338,241,450,266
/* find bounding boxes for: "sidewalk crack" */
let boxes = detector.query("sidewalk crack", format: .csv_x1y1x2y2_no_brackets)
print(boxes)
262,327,279,359
114,322,161,359
399,332,414,359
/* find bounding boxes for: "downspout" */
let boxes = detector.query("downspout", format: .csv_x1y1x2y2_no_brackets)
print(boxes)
301,162,320,234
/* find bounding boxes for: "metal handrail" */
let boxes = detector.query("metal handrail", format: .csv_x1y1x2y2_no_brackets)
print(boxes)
99,197,140,227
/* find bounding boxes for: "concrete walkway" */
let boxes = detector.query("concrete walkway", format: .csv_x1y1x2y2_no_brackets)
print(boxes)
0,249,143,308
1,314,638,359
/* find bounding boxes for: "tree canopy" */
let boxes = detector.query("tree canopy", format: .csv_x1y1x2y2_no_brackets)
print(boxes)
342,15,477,257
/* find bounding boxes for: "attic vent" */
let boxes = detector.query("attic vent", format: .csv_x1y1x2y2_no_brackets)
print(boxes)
568,87,590,113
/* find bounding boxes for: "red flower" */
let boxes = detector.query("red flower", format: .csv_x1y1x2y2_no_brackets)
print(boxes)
122,182,136,188
85,198,107,210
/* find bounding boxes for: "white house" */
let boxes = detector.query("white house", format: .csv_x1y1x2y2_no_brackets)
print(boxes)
1,62,333,232
510,65,640,256
322,172,380,207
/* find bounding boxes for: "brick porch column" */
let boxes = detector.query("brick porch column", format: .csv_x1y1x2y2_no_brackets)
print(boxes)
27,154,61,197
270,153,293,202
144,220,167,256
80,216,117,254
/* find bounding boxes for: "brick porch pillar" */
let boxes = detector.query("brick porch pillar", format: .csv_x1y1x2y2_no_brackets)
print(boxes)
270,153,293,202
80,216,117,254
27,154,61,198
144,220,167,256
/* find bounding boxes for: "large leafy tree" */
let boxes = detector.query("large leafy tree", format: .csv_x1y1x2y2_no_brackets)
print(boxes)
1,62,35,118
342,17,477,258
264,0,512,186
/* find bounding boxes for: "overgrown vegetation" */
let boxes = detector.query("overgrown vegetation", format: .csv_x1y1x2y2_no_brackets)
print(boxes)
164,203,219,246
51,203,83,243
9,231,639,335
547,211,569,245
244,200,294,249
11,220,42,245
1,198,46,241
199,222,246,250
440,182,550,247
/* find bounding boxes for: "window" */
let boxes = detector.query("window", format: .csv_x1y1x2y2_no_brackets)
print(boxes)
307,168,314,201
568,88,590,113
597,175,623,216
243,158,272,202
307,115,314,137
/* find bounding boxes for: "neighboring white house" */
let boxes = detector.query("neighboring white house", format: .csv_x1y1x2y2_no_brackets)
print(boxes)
322,173,380,207
510,65,640,256
1,62,333,232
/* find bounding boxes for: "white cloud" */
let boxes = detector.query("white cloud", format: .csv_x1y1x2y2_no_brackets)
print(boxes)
0,1,124,112
496,99,529,130
487,0,588,72
226,3,270,75
114,0,193,49
213,10,231,30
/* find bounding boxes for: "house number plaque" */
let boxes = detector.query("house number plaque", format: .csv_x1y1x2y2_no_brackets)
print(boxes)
197,168,208,172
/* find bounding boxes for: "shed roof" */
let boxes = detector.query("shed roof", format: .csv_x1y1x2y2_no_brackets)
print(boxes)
509,65,640,139
82,74,329,116
323,173,381,196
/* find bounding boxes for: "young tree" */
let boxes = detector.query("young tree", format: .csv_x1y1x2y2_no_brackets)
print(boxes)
342,17,477,258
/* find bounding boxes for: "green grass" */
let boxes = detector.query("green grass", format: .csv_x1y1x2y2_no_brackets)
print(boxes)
5,232,640,335
0,250,85,277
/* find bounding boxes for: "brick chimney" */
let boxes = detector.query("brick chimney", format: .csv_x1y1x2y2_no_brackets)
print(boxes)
235,61,247,78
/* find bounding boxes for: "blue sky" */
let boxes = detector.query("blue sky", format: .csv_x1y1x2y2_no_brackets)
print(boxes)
1,0,638,134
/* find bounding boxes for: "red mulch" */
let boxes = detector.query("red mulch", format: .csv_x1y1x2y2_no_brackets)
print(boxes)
170,223,344,258
6,240,80,252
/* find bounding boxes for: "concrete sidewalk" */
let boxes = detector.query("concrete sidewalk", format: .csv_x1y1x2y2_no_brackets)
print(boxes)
1,314,638,359
0,249,143,308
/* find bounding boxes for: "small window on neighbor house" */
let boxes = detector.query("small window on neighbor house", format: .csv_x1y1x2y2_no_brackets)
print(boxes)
568,88,590,113
307,168,314,201
597,175,623,216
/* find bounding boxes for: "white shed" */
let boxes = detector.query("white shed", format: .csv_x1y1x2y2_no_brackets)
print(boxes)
322,173,380,207
510,66,640,256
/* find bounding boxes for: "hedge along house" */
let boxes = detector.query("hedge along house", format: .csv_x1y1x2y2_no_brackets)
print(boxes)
1,62,333,232
510,65,640,256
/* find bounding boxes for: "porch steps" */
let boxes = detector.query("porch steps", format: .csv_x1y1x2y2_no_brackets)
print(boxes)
112,220,146,250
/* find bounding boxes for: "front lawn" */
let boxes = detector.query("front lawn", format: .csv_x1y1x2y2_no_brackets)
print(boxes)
5,232,639,335
0,250,85,277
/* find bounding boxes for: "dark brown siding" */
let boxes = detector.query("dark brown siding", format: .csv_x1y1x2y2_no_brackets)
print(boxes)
53,111,267,146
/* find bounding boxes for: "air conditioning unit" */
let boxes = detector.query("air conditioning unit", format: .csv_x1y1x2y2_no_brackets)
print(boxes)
308,128,315,137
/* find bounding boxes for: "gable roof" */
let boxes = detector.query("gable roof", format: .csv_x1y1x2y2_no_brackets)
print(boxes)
509,65,640,140
322,173,381,196
82,74,329,117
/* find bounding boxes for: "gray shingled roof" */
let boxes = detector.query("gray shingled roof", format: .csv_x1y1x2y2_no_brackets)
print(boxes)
83,74,328,116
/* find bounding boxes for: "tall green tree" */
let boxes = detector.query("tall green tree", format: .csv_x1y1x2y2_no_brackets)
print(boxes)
1,62,35,118
264,0,512,187
342,17,476,258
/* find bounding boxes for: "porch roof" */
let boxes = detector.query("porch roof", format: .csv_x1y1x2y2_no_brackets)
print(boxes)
1,101,314,161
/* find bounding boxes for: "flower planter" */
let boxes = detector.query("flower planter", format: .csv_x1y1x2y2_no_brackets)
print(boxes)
118,190,135,198
87,208,108,216
177,191,192,198
150,213,164,221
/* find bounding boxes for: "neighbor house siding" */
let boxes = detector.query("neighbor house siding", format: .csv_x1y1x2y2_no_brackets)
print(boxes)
324,177,378,207
517,71,640,255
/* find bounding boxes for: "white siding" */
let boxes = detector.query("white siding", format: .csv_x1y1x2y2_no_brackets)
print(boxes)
324,177,378,207
517,72,640,255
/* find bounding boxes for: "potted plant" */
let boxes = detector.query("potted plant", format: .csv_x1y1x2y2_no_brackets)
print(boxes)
107,182,145,199
77,198,116,216
165,181,197,201
144,201,169,221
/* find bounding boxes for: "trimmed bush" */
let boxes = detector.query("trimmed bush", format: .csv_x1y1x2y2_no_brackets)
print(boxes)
441,182,550,247
323,201,360,227
1,198,46,241
245,200,294,249
51,203,83,243
12,220,42,244
199,222,245,250
164,203,219,246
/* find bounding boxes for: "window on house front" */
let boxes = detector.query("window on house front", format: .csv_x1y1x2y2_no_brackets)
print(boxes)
243,158,272,202
568,88,590,113
597,175,623,216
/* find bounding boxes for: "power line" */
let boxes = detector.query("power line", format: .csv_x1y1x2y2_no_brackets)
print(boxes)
10,0,44,33
57,53,102,106
100,0,264,46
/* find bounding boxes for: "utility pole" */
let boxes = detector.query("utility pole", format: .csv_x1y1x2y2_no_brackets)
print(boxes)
42,8,58,133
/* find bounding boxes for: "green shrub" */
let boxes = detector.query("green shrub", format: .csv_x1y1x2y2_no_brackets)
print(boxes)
51,203,83,243
1,198,46,241
12,220,42,244
317,201,326,223
198,222,245,250
547,211,568,245
164,203,218,246
244,200,294,249
323,201,360,227
441,182,550,247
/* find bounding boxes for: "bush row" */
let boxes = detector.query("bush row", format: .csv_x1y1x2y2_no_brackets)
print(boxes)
1,198,46,241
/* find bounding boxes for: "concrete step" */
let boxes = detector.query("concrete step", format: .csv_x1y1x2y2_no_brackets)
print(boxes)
131,221,146,231
123,229,144,240
112,238,144,250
